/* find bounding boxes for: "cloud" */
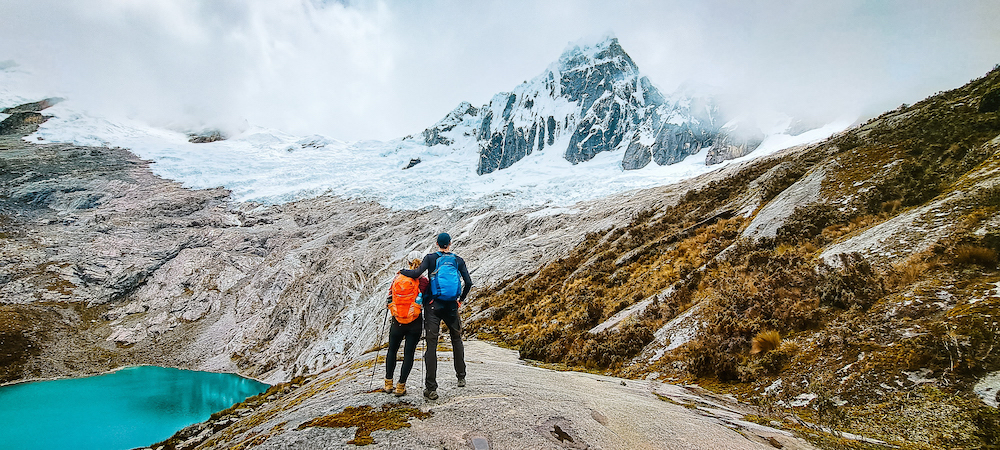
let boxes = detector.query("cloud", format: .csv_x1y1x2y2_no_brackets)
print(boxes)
1,0,998,140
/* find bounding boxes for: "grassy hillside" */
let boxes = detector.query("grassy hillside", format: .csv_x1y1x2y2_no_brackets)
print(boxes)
467,66,1000,449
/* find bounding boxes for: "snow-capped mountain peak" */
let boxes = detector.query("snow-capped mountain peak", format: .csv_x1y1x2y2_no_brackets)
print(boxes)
415,36,765,175
556,35,639,78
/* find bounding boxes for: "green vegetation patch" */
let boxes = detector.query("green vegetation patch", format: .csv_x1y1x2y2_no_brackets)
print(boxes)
847,387,998,449
0,305,61,383
296,402,431,446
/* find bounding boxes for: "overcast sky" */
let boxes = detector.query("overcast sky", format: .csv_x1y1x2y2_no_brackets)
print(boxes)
1,0,998,141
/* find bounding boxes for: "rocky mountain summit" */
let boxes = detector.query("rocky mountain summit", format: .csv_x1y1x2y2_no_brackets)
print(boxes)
414,36,765,175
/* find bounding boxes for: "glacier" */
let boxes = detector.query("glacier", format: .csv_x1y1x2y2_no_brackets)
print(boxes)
0,43,851,211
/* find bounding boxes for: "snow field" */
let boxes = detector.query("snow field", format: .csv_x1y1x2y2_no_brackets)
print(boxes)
2,64,849,211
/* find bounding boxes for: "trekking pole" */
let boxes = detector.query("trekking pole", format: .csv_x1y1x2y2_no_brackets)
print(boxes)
369,307,389,391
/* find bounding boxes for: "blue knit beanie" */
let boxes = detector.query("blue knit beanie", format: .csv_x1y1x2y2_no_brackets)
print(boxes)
437,232,451,248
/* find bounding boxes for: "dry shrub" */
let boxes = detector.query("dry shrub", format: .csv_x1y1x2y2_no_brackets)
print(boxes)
881,199,903,214
891,256,931,287
774,243,797,256
682,246,823,380
955,245,998,267
776,203,845,244
975,184,1000,207
468,213,746,371
821,215,879,242
751,330,781,355
741,337,799,382
741,340,799,382
816,253,886,310
980,88,1000,113
810,380,851,431
567,322,655,369
758,161,809,202
519,322,655,370
519,327,563,361
820,224,851,240
931,315,1000,376
682,334,741,381
682,249,887,381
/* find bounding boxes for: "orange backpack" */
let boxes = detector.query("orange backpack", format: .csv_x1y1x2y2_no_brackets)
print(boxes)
389,274,422,324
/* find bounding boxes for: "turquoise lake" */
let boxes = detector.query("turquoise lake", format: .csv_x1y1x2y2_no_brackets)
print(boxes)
0,366,269,450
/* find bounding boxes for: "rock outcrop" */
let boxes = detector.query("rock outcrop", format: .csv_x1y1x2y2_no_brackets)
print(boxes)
421,102,477,147
1,97,62,114
187,130,226,143
0,112,48,135
146,340,817,450
705,126,764,165
1,97,60,136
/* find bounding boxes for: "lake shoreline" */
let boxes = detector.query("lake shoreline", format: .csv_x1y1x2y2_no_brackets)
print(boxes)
0,364,271,388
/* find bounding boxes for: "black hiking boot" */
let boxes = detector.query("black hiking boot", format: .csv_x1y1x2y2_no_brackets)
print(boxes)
423,389,438,400
457,378,466,387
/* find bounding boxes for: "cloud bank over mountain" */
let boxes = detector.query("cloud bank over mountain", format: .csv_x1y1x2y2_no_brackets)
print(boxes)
1,0,998,141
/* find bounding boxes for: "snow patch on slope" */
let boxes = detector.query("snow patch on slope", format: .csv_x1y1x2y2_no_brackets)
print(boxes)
975,371,1000,408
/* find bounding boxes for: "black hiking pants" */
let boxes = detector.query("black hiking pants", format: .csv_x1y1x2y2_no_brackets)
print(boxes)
385,315,422,384
424,300,466,391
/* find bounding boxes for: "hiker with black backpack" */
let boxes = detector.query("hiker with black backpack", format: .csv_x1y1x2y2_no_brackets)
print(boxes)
399,232,472,400
383,252,428,397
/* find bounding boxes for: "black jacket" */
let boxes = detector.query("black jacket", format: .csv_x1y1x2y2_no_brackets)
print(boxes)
399,251,473,302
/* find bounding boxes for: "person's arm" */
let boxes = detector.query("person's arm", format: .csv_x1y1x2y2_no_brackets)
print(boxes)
400,254,433,278
457,256,473,303
418,277,430,296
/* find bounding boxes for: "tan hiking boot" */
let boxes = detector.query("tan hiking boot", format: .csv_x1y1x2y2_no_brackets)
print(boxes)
394,382,406,397
383,378,394,393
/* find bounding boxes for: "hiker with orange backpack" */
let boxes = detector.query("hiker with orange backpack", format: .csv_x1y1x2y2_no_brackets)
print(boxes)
383,251,428,397
399,232,473,400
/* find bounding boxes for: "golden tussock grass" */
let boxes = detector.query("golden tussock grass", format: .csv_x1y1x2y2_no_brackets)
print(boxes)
881,199,903,214
955,245,998,266
888,253,935,288
751,330,782,355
